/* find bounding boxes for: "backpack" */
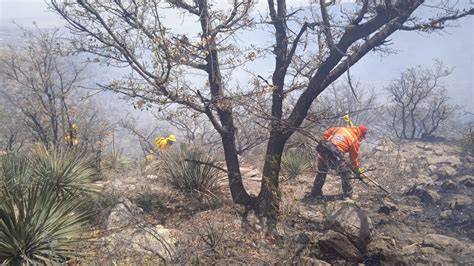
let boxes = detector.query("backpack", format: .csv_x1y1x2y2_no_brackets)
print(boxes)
316,140,343,169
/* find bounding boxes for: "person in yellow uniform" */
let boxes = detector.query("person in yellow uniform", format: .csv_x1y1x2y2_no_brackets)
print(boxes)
154,134,177,151
65,123,79,146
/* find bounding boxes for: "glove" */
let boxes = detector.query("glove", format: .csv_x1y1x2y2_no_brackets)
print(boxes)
355,167,365,174
355,167,365,179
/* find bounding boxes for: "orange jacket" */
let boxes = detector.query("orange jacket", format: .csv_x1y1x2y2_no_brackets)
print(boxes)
323,126,363,167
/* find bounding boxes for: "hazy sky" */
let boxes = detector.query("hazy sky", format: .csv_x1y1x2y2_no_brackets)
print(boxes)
1,0,473,112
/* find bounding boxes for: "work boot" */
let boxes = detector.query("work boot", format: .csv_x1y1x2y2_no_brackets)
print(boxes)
302,192,325,202
342,191,353,199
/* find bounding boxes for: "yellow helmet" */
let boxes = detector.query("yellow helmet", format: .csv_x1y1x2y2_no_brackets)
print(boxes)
168,135,176,142
342,114,350,122
71,123,77,129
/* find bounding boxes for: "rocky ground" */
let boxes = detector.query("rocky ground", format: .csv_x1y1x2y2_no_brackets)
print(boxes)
82,138,474,264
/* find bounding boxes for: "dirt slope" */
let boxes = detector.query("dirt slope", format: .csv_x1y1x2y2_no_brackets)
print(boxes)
87,139,474,264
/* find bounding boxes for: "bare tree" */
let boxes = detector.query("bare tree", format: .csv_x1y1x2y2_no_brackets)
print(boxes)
0,100,28,152
386,60,458,139
49,0,474,230
0,27,110,152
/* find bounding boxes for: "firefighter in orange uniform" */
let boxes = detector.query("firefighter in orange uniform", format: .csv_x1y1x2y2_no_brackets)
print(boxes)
310,124,368,199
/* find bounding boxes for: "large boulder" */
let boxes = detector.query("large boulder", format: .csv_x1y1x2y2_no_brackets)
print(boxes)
324,204,373,252
104,197,178,262
107,197,143,229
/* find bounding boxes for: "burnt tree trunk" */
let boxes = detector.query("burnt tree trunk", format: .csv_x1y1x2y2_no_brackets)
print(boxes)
258,130,289,228
198,0,253,205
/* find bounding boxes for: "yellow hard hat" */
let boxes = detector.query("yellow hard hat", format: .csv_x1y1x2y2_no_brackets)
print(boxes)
342,114,350,122
168,135,176,142
71,123,77,129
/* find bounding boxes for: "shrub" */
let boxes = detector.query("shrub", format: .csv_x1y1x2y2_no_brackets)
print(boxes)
161,145,221,194
0,148,94,264
281,148,310,180
133,189,166,213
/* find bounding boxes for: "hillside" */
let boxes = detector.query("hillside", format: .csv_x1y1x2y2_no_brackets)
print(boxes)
83,138,474,264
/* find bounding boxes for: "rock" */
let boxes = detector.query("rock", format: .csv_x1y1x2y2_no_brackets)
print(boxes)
405,186,441,204
426,155,461,166
416,144,433,151
440,180,458,192
107,197,143,229
366,237,397,259
295,233,311,244
401,243,419,256
377,199,398,215
105,198,178,262
146,174,158,180
436,166,457,178
297,256,331,265
422,234,466,252
105,225,178,262
463,156,474,164
325,203,373,251
448,195,472,210
417,174,436,186
319,230,361,260
439,210,453,220
396,235,474,264
427,165,437,174
456,175,474,187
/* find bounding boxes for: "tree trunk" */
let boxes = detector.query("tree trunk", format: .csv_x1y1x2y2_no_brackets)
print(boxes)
222,127,253,205
257,130,289,230
410,106,417,139
401,105,408,139
197,0,253,206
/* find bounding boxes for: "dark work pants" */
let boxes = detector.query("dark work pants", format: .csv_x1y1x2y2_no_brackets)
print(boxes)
311,156,353,196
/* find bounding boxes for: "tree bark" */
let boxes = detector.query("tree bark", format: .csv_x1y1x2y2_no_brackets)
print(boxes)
258,130,289,229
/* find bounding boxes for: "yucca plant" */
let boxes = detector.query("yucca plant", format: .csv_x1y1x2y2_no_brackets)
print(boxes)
0,148,94,264
281,148,310,180
0,183,88,264
161,145,221,194
31,146,98,194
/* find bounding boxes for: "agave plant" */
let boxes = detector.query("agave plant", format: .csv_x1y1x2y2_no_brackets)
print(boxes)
161,145,221,194
0,148,94,264
281,148,310,180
